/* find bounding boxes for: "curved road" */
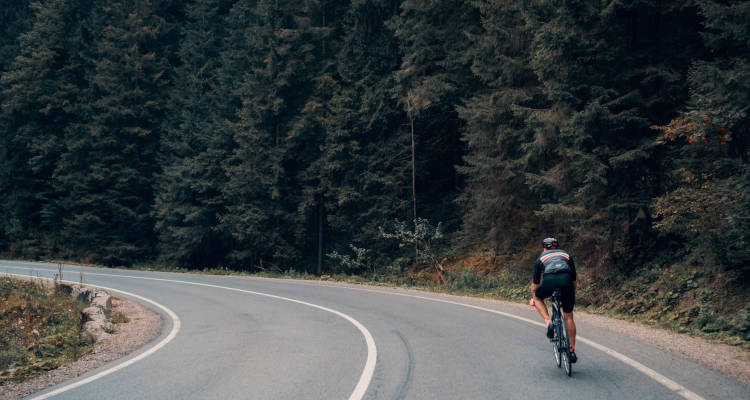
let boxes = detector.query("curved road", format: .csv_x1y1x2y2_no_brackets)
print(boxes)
1,260,747,400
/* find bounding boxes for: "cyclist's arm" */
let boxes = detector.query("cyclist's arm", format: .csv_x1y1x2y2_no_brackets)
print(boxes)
531,258,543,295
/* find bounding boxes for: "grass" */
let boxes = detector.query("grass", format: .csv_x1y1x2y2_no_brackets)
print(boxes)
0,276,94,384
106,311,129,324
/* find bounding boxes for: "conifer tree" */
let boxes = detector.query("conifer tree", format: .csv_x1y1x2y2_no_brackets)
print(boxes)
651,0,750,275
0,1,33,73
220,0,324,269
300,0,411,271
389,0,479,260
155,0,234,268
514,1,700,271
0,0,92,257
282,0,347,272
54,0,169,265
458,0,542,250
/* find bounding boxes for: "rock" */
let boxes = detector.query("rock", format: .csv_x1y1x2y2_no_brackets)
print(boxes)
81,290,114,341
90,291,112,310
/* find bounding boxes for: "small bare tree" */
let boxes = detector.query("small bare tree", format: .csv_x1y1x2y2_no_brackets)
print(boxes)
380,218,447,284
327,245,373,275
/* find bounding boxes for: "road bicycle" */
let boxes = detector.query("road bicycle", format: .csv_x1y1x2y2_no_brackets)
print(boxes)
550,288,572,376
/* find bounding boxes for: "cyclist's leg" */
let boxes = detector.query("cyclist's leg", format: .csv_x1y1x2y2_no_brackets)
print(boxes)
562,311,576,349
533,283,552,321
561,282,576,350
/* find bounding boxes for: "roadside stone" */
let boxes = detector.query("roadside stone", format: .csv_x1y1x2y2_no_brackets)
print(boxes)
81,290,115,341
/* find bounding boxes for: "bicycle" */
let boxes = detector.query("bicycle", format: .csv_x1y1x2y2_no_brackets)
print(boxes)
550,288,572,376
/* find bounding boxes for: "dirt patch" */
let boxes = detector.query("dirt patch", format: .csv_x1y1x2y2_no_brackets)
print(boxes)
0,294,162,399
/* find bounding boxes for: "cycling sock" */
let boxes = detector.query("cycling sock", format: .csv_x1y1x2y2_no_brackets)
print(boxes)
545,317,551,325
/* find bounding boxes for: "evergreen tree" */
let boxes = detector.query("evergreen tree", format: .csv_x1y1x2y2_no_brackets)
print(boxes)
155,0,234,268
281,0,347,272
220,0,324,269
510,1,699,272
458,0,543,250
302,0,410,271
0,0,33,73
389,0,479,250
54,0,169,265
651,0,750,277
0,0,92,257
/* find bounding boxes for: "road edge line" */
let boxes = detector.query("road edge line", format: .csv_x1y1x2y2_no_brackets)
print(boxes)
302,283,706,400
3,266,376,400
4,272,181,400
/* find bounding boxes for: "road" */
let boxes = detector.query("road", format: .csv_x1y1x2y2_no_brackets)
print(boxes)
1,260,748,400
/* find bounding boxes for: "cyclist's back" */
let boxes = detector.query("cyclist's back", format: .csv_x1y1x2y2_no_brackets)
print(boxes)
533,247,576,306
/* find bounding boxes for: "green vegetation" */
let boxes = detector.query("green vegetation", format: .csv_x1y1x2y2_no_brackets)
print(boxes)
0,1,747,347
0,277,93,383
106,311,130,325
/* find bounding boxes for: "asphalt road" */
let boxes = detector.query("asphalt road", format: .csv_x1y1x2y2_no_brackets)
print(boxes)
1,260,748,400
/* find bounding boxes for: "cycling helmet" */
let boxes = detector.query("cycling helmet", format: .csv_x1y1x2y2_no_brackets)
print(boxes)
542,237,558,249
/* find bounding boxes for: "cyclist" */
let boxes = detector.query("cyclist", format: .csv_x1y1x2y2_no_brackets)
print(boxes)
529,237,578,362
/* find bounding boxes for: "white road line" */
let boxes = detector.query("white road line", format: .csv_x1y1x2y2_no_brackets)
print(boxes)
301,282,706,400
2,265,377,400
4,273,181,400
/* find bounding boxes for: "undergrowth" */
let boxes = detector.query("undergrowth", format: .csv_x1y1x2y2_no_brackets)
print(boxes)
0,277,93,384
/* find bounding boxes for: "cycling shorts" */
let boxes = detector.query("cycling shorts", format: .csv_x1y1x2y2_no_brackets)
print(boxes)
535,273,575,313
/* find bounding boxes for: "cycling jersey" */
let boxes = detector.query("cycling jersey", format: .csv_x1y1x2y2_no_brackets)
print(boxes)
532,249,576,285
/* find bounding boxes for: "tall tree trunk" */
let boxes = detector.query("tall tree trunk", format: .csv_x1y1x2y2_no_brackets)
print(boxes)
410,111,418,263
317,194,324,275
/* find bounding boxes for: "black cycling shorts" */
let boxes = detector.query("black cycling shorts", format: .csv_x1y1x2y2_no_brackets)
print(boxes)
535,273,575,313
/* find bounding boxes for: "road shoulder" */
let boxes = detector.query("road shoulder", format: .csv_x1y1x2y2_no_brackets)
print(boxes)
0,293,162,400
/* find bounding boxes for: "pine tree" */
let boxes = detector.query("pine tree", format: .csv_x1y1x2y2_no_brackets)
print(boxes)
54,0,169,265
459,0,703,275
458,0,543,250
281,0,347,273
220,0,325,269
651,0,750,276
0,0,33,73
0,0,92,257
301,0,411,271
154,0,234,268
389,0,479,261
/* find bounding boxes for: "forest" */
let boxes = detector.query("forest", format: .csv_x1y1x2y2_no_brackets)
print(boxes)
1,0,748,311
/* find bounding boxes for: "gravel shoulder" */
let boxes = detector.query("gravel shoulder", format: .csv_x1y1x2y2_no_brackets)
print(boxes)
0,293,162,400
573,308,750,386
